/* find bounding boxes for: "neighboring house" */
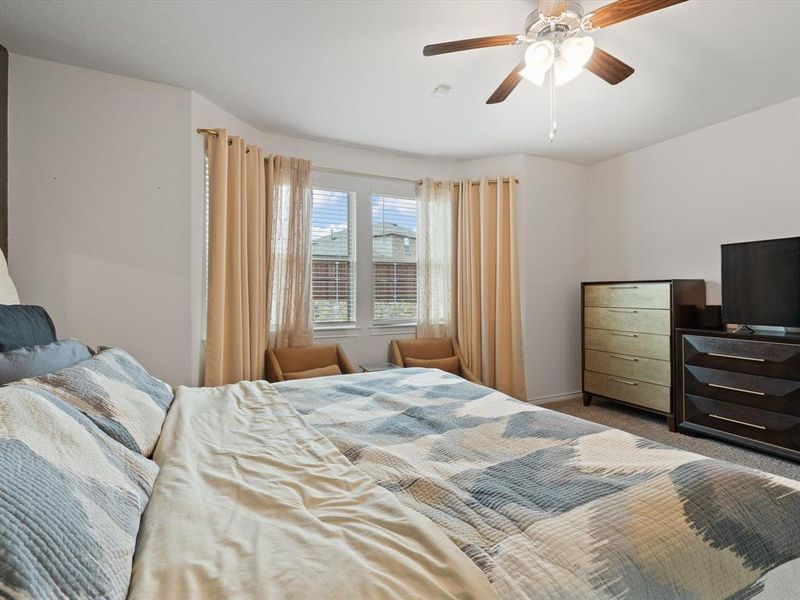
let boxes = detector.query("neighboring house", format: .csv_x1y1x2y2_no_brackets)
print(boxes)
312,223,417,319
311,227,353,308
312,222,416,262
370,222,417,264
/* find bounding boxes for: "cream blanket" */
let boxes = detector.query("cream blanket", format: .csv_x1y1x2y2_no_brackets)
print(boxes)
128,380,496,599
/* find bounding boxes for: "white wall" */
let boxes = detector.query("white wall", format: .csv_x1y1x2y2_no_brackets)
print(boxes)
456,154,589,401
8,55,195,384
520,155,588,401
586,97,800,304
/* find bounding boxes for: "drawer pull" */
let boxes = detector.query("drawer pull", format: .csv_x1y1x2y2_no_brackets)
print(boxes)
610,354,639,362
609,285,639,289
609,332,639,338
708,383,765,396
708,352,765,363
610,377,638,386
709,414,767,430
609,309,639,314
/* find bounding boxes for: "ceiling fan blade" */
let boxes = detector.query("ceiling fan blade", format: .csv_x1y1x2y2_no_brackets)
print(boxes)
585,48,634,85
486,62,526,104
538,0,568,17
587,0,687,29
423,35,520,56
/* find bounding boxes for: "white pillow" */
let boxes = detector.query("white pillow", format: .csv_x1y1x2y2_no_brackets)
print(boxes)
0,250,20,304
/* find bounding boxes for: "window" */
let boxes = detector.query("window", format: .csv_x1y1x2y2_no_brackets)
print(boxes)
372,195,417,323
311,188,355,324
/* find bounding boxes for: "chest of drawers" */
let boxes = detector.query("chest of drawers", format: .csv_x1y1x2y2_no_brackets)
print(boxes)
582,280,706,430
677,329,800,461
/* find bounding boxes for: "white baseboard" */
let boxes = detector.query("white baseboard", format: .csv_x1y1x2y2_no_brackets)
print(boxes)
526,391,582,406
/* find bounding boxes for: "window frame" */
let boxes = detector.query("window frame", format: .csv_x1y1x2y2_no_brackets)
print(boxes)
310,186,358,328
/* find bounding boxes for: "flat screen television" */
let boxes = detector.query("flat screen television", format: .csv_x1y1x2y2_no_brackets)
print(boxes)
721,237,800,328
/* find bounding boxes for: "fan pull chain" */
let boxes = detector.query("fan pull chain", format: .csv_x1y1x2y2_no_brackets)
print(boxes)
548,64,557,142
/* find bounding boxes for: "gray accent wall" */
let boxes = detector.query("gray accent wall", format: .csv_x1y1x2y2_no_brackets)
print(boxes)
0,44,7,257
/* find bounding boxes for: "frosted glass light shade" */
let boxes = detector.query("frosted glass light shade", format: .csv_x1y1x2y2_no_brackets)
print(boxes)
560,36,595,68
525,41,554,67
521,41,554,87
519,65,547,86
554,58,582,86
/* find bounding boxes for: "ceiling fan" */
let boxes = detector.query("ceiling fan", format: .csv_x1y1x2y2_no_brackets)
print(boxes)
423,0,688,139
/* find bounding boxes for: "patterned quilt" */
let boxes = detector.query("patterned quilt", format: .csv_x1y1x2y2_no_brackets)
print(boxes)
276,368,800,600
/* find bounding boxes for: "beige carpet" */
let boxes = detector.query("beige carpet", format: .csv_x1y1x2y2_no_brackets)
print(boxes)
543,396,800,481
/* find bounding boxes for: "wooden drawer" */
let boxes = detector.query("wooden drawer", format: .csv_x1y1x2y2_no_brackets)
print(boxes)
586,349,670,386
683,365,800,416
683,393,800,452
584,328,670,361
683,335,800,381
584,307,670,335
584,283,671,309
584,371,671,413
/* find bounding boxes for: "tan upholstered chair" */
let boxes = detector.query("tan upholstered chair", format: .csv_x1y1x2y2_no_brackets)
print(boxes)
389,338,479,383
266,344,357,382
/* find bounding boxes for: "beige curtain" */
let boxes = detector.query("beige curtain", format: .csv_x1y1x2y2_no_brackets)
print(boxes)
204,131,267,387
454,178,526,400
265,156,313,350
416,178,455,338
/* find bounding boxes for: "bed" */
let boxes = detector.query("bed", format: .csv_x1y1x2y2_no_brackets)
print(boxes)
4,349,800,599
132,368,799,599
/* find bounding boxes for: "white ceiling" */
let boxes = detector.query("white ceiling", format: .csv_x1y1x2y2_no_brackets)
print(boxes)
0,0,798,164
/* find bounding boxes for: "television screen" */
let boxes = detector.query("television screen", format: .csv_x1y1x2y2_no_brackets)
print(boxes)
722,237,800,328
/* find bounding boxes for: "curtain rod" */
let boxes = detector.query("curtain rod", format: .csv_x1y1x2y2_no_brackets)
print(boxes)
197,127,245,151
198,128,229,144
452,177,520,185
197,129,518,185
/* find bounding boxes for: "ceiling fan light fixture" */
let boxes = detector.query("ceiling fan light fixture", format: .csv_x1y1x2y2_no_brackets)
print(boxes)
422,0,681,137
560,35,595,68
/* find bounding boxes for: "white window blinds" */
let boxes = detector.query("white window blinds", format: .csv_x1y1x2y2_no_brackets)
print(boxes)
372,195,417,323
311,188,355,324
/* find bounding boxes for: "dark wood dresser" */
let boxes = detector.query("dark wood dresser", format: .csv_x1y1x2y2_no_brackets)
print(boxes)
676,328,800,461
582,280,706,431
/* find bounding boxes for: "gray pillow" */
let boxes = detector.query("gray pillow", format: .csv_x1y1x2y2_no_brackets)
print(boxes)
0,304,57,351
0,339,92,384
